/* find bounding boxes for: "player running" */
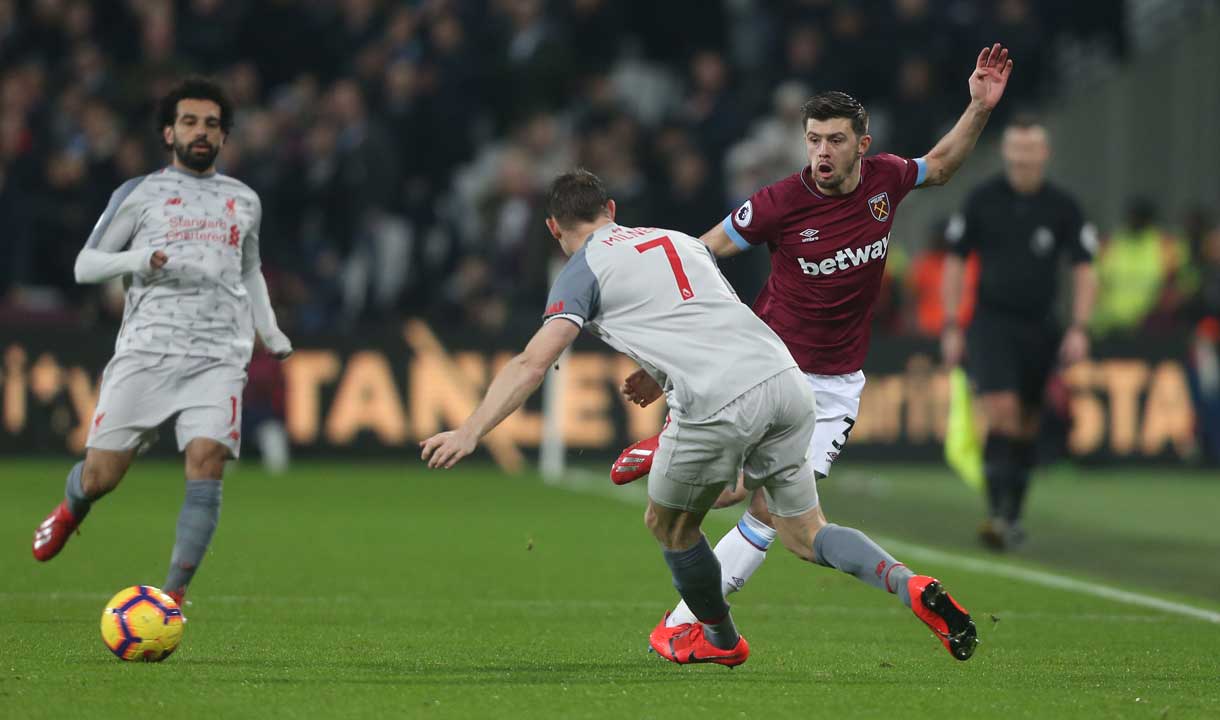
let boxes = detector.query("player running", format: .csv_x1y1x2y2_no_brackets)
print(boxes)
30,78,292,607
420,170,978,667
613,45,1012,648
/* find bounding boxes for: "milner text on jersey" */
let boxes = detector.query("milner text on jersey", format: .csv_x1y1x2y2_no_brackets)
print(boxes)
796,235,889,276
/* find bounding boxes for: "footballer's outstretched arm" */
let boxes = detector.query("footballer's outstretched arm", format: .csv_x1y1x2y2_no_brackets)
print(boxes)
700,222,746,258
75,178,166,283
920,44,1012,188
420,318,581,469
239,196,292,358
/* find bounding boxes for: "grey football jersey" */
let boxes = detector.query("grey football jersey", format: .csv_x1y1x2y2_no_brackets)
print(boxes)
543,223,797,420
87,166,262,364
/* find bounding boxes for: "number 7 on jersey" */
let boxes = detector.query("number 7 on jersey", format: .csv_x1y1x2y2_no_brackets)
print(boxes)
634,236,694,301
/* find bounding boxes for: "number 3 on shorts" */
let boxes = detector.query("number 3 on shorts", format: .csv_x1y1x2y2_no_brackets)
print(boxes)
831,416,856,451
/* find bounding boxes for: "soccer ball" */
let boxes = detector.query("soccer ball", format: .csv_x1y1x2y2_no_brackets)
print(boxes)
100,585,185,662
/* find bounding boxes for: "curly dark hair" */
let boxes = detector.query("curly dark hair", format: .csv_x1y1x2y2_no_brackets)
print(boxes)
156,77,234,146
801,91,869,137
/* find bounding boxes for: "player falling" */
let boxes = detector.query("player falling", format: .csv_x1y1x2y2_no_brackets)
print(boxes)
421,170,977,667
614,44,1013,658
31,78,292,607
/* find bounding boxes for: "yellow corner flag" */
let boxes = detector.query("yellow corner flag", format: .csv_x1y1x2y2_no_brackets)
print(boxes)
945,366,984,491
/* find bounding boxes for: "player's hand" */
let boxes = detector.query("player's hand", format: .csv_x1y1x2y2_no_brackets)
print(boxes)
941,325,965,367
712,474,749,509
621,368,663,407
420,429,478,469
262,330,294,360
1059,326,1089,366
150,250,169,270
968,43,1012,111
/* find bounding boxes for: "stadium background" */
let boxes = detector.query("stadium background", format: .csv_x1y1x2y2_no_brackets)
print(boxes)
3,2,1220,718
1,0,1217,465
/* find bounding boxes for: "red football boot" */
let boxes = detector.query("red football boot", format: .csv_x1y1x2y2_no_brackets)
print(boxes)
647,612,687,654
649,613,750,668
32,500,80,562
611,433,659,485
908,575,979,661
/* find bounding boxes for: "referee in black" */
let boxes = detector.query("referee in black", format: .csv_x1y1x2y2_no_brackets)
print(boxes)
941,115,1097,551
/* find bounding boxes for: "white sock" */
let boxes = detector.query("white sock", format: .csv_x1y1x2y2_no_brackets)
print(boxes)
666,511,776,627
257,420,290,476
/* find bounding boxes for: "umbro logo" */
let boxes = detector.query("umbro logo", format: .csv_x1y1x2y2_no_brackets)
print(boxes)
799,228,819,242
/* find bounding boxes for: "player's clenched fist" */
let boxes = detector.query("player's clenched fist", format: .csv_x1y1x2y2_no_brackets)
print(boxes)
150,250,169,269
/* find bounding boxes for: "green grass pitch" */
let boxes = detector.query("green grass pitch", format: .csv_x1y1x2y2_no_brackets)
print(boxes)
2,458,1218,719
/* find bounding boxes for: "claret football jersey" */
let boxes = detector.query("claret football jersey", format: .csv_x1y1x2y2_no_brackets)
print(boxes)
723,154,926,375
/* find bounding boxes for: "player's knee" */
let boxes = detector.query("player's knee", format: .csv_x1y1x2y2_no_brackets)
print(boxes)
990,417,1021,437
645,506,700,550
81,451,129,496
80,465,116,497
645,509,675,546
656,526,701,551
186,456,225,480
774,506,826,562
644,505,672,545
983,394,1022,436
185,440,228,480
776,524,817,562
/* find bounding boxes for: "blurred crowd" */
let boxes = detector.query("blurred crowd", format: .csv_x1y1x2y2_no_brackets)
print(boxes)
8,0,1217,345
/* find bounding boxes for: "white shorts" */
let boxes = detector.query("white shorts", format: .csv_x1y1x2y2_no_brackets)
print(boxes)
805,370,865,477
87,352,246,458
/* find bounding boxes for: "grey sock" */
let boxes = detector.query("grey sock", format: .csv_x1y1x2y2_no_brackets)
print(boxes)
663,536,739,649
164,479,222,597
813,524,915,608
64,462,94,521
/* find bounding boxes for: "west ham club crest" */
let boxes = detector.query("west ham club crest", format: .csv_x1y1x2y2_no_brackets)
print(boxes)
868,192,890,222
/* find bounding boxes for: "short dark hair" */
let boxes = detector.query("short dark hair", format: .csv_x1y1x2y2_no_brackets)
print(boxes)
1006,112,1044,131
547,169,610,227
157,77,233,142
801,91,868,137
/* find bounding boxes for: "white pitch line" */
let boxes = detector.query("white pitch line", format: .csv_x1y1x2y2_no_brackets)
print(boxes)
876,537,1220,625
558,469,1220,625
0,592,1182,623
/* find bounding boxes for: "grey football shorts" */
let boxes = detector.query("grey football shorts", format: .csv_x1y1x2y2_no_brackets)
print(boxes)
647,367,820,518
